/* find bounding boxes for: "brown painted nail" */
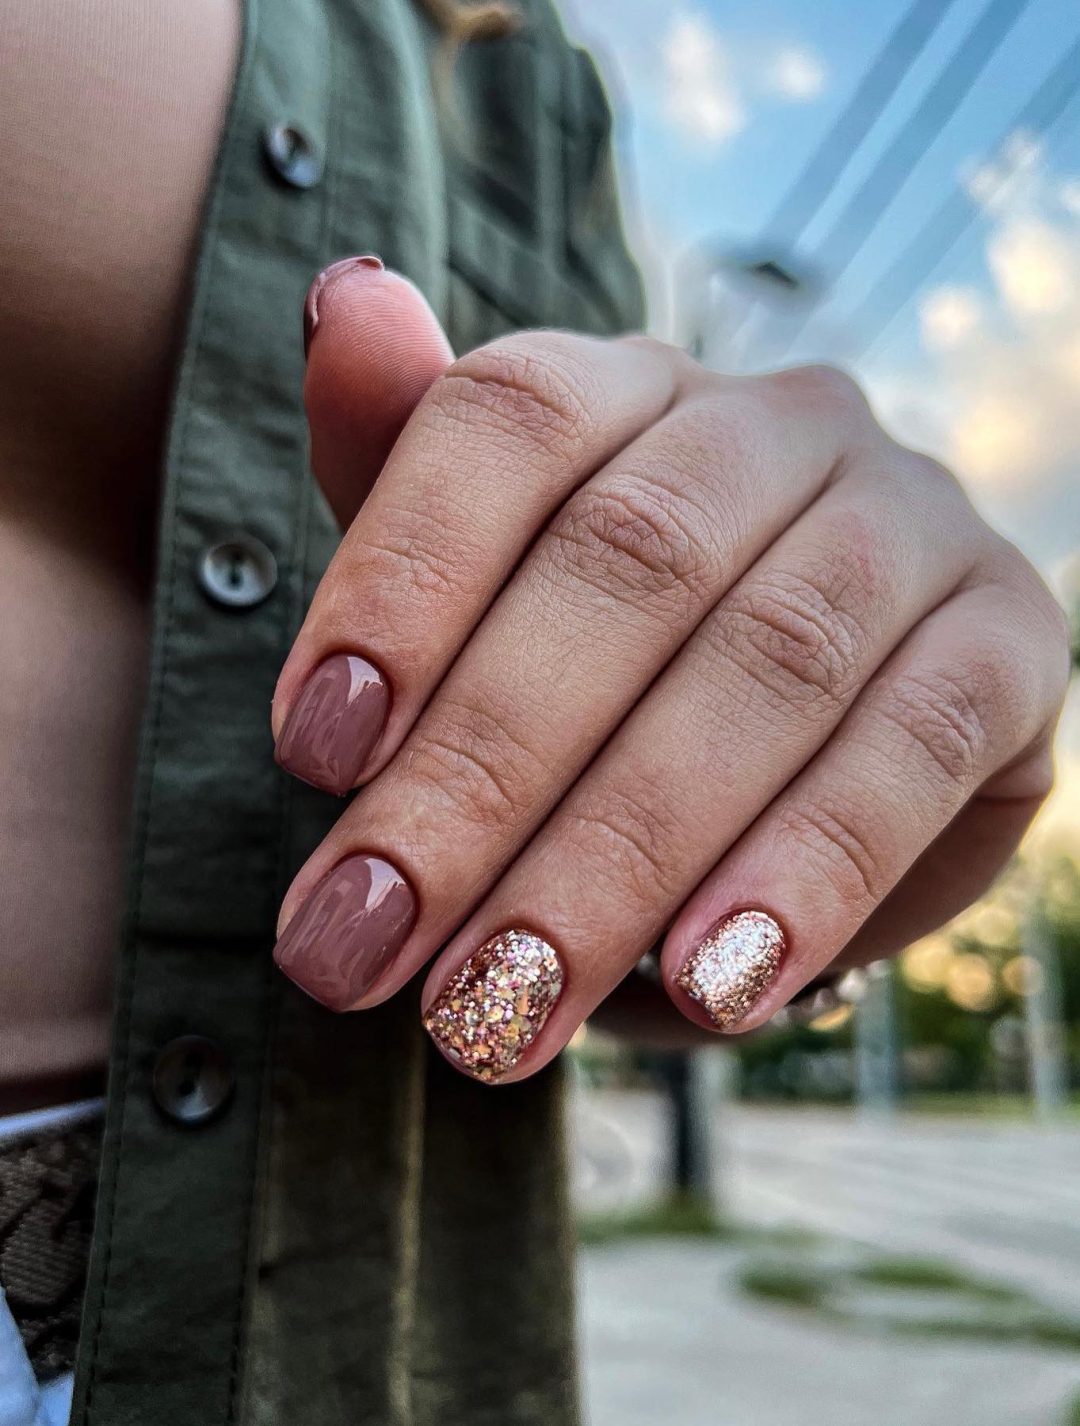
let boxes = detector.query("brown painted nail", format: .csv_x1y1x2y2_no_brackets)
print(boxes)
303,254,384,357
423,929,564,1082
275,653,389,795
274,855,416,1011
676,909,786,1029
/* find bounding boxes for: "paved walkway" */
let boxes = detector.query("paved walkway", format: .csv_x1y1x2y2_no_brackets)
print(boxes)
573,1092,1080,1426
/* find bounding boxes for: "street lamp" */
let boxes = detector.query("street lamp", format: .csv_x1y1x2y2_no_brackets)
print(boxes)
677,242,824,372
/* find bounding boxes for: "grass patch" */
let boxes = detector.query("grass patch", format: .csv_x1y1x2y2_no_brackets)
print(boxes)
884,1309,1080,1351
577,1195,818,1250
904,1093,1080,1120
577,1194,724,1245
579,1200,1080,1352
738,1253,1080,1350
738,1263,827,1310
849,1256,1023,1302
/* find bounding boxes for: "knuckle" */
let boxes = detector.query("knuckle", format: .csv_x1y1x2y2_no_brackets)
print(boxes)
347,517,461,607
891,446,979,526
550,476,715,605
721,563,871,711
877,667,993,792
673,391,770,493
991,553,1073,710
903,448,965,497
434,339,595,455
405,694,539,831
566,782,686,908
618,332,671,360
1045,601,1074,706
622,332,701,380
1030,577,1072,658
779,801,889,909
766,363,870,428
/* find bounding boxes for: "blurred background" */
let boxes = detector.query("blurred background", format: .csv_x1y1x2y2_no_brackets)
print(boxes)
556,1,1080,1420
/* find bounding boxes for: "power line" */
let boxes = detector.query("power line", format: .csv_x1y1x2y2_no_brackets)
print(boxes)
705,0,960,364
778,0,1034,357
848,31,1080,359
765,0,961,247
813,0,1033,277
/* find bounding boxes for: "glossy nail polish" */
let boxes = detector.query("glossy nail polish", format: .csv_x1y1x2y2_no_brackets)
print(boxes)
676,909,786,1029
303,255,384,356
275,653,389,795
274,855,416,1011
423,929,564,1082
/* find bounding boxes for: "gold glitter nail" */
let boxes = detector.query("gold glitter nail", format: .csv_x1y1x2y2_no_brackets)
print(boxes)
676,910,785,1029
423,929,564,1082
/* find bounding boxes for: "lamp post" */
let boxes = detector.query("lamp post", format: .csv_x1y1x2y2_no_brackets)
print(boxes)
854,960,900,1116
1021,903,1068,1121
677,242,823,373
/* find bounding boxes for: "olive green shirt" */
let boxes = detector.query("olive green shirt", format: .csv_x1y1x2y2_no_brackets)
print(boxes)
70,1,643,1421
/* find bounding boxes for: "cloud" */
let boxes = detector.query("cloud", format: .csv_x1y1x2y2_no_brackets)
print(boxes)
662,13,745,146
963,129,1043,215
1058,179,1080,217
768,46,827,101
987,218,1080,319
918,286,982,351
585,9,824,155
867,136,1080,520
864,140,1080,844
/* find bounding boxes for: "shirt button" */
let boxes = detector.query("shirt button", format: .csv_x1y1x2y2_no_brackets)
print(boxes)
262,121,321,189
152,1036,235,1126
199,535,278,609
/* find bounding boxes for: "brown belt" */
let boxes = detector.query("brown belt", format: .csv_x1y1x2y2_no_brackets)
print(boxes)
0,1114,102,1380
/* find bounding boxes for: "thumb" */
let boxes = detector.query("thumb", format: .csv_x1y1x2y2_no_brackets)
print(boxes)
302,257,454,530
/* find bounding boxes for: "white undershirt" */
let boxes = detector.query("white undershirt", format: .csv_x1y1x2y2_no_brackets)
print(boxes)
0,1100,105,1146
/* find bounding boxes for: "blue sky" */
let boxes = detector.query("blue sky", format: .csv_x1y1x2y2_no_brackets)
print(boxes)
563,0,1080,843
565,0,1080,363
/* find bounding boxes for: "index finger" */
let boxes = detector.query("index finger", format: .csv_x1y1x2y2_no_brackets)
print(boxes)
272,273,676,794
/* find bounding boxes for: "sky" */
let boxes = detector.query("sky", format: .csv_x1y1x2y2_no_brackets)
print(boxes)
561,0,1080,853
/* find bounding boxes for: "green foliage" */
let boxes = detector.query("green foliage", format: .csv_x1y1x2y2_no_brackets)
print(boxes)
578,1204,1080,1350
847,1256,1023,1301
577,1193,722,1244
737,1250,1080,1349
735,851,1080,1103
577,1194,819,1249
739,1263,826,1309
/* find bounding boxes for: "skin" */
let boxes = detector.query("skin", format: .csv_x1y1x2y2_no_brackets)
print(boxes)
272,261,1071,1081
0,0,240,1109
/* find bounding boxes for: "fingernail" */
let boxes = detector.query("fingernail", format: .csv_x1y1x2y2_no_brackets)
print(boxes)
274,855,416,1010
303,254,384,357
676,909,786,1030
423,929,564,1082
275,653,390,795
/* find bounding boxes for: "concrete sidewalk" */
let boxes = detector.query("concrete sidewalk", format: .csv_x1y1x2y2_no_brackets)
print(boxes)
573,1094,1080,1426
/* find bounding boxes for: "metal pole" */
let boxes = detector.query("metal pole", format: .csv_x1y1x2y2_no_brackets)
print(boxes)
658,1049,729,1208
1021,905,1068,1120
659,1052,702,1195
854,960,900,1114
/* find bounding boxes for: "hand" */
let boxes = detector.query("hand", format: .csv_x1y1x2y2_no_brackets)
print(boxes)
271,259,1070,1083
